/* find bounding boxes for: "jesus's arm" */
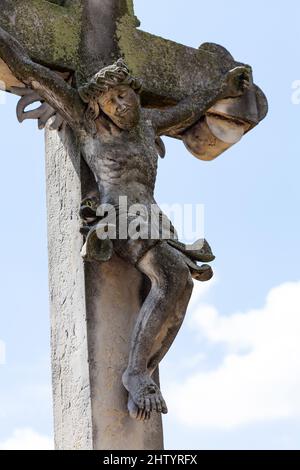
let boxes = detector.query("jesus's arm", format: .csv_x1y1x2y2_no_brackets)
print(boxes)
0,26,85,127
150,66,251,135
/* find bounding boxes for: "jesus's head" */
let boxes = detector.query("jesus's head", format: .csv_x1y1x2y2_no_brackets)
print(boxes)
79,59,142,130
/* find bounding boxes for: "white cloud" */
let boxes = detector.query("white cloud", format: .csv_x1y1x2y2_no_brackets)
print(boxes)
166,281,300,430
0,428,53,450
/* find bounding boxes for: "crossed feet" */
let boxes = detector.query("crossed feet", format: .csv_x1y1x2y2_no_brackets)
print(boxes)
122,370,168,422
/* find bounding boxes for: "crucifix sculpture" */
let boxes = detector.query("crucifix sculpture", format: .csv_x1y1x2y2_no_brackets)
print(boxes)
0,0,267,450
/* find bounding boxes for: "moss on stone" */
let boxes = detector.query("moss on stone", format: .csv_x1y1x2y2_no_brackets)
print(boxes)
0,0,81,69
0,0,265,126
116,13,227,102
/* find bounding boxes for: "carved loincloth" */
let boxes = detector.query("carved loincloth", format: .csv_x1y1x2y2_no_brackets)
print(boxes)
80,200,215,282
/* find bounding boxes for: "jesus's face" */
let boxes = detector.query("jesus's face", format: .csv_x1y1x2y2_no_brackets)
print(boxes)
98,84,140,130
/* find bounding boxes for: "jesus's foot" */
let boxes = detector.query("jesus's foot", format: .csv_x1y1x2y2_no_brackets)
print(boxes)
127,395,151,421
123,370,168,420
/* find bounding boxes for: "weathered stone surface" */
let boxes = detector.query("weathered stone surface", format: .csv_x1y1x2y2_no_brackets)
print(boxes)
77,0,139,83
85,258,163,450
45,124,93,450
46,124,163,449
0,0,81,70
0,1,267,127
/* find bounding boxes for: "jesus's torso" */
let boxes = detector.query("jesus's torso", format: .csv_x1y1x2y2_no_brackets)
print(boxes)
77,110,159,210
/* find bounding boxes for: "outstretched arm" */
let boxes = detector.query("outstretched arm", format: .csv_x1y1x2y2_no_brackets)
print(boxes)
151,67,251,135
0,26,84,127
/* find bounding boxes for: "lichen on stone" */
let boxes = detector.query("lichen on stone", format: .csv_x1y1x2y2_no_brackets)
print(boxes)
0,0,82,69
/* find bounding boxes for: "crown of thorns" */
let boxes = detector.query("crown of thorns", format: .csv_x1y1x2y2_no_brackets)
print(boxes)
78,59,142,103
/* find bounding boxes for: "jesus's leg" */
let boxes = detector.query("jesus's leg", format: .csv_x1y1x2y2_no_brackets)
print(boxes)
146,274,194,375
122,242,194,420
127,274,194,421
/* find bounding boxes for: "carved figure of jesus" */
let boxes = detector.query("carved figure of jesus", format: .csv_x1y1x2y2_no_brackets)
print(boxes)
0,27,250,421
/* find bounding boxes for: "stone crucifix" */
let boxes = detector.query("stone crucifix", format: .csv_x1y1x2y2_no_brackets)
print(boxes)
0,0,267,450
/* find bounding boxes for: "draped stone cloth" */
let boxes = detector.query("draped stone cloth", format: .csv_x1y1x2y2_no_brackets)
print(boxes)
81,206,214,282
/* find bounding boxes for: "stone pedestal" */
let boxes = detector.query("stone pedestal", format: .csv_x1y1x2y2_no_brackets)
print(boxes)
45,125,163,450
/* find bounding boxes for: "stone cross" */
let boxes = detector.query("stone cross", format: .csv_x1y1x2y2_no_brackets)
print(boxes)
0,0,267,450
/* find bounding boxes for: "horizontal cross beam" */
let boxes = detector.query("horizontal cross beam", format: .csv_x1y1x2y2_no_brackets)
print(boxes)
0,0,81,74
0,1,267,125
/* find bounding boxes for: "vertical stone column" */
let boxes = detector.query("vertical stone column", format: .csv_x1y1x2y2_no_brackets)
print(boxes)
45,125,164,450
45,125,93,450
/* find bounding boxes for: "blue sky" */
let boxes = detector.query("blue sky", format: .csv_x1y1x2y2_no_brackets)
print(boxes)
0,0,300,450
